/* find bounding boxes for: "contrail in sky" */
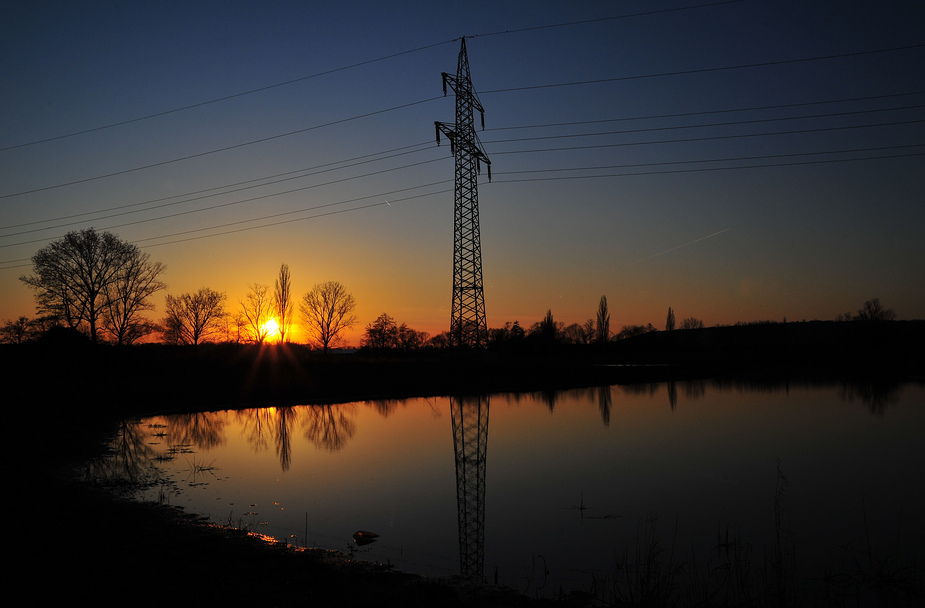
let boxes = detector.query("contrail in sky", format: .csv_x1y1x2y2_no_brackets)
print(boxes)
629,228,730,265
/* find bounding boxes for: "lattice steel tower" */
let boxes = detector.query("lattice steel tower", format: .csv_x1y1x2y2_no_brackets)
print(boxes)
450,395,490,580
436,37,491,347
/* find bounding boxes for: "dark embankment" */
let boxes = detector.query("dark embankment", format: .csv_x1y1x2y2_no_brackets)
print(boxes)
6,320,922,606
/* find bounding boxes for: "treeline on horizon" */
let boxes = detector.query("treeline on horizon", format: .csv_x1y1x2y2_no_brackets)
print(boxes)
0,228,913,356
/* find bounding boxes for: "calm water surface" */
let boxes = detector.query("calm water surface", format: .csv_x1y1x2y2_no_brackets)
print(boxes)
96,380,924,600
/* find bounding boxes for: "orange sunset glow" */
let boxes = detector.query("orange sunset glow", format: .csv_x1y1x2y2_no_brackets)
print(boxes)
1,2,922,344
262,318,281,343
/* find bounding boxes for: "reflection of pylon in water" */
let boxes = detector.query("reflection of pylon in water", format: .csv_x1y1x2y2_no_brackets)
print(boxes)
450,395,489,579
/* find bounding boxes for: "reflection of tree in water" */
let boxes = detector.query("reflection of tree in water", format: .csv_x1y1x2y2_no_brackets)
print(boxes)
539,389,558,412
683,380,707,400
236,407,301,471
238,408,275,453
274,407,297,470
86,418,160,489
302,404,357,452
667,381,678,410
168,411,228,450
620,383,660,398
368,399,404,417
596,385,612,426
840,381,902,416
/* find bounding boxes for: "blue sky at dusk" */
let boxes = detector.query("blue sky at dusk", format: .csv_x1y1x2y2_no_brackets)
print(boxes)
2,1,923,343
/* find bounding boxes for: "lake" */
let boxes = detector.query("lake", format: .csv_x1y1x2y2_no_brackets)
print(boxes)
93,378,924,605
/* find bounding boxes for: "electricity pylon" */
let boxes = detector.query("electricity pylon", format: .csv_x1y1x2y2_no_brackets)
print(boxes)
450,395,490,580
436,37,491,348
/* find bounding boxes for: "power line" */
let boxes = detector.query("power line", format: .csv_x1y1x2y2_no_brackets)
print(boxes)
5,45,920,200
1,143,437,236
485,92,925,132
5,111,912,246
4,147,919,271
0,141,432,231
0,42,455,152
0,1,748,153
0,97,443,200
492,151,925,184
0,157,450,249
480,44,925,95
494,144,925,176
0,183,453,270
469,0,747,39
137,187,453,249
9,91,918,232
489,120,924,155
2,115,917,248
483,106,924,145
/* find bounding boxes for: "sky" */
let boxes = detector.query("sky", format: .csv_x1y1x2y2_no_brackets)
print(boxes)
2,0,923,345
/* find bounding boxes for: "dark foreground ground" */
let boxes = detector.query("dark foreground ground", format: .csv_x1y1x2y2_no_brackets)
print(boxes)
8,321,924,607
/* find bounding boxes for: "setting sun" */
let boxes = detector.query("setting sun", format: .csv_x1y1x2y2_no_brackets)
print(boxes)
262,318,281,343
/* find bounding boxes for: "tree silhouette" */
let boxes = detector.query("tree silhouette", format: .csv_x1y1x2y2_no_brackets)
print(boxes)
364,313,399,349
1,316,33,344
666,306,676,331
532,309,560,345
239,283,271,343
102,250,166,344
596,295,610,343
21,228,163,343
299,281,357,354
163,288,227,345
274,264,294,342
855,298,895,321
680,317,704,330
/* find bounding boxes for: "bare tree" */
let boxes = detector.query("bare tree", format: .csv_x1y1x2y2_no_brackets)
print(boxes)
163,288,227,345
103,251,167,344
666,306,676,331
596,295,610,343
680,317,704,330
855,298,896,321
562,322,592,344
20,228,143,343
274,263,294,342
1,316,32,344
239,283,272,343
299,281,357,353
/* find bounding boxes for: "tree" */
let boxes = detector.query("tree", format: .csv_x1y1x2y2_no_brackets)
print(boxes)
397,324,430,350
855,298,895,322
239,283,272,343
666,307,676,331
299,281,357,354
488,321,525,348
616,323,658,340
274,263,294,342
20,228,160,343
561,323,583,344
596,295,610,343
365,315,430,350
102,251,167,344
680,317,704,330
364,313,399,349
1,316,32,344
162,288,227,345
529,309,562,346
